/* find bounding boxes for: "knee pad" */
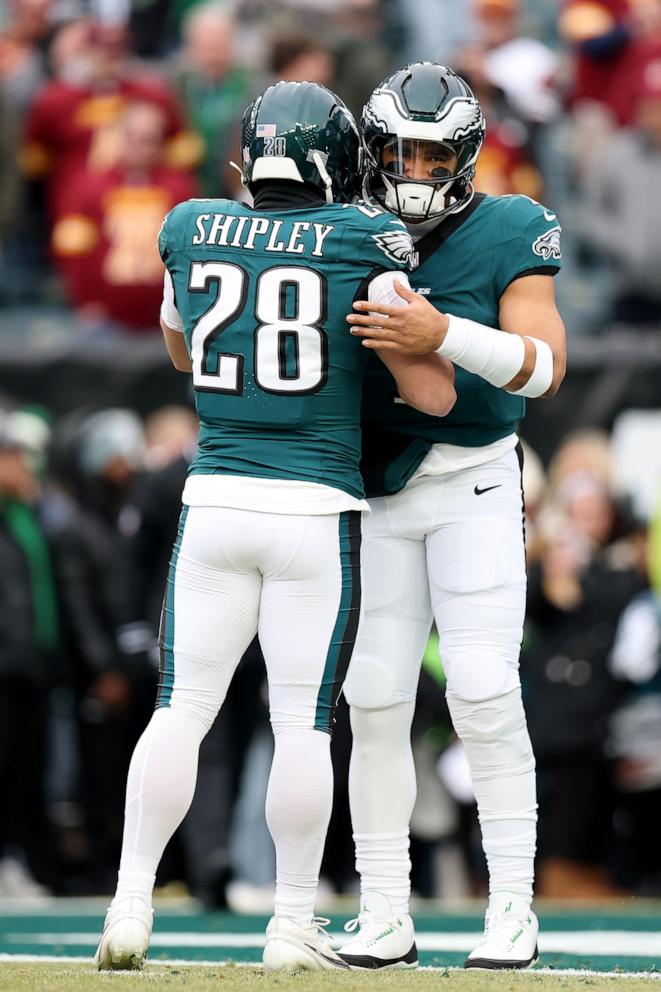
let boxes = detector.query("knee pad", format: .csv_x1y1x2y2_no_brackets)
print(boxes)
442,643,521,703
343,646,422,709
344,654,398,709
446,687,534,780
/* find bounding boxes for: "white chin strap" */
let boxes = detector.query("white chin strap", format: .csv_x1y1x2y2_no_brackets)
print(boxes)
383,176,451,219
311,151,334,204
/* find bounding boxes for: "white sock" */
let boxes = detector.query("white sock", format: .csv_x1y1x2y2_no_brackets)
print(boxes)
116,707,208,906
265,728,333,926
114,869,155,905
348,702,416,916
447,688,536,904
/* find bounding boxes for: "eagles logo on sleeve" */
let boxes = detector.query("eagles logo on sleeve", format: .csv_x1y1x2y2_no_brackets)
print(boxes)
532,225,561,262
371,227,419,269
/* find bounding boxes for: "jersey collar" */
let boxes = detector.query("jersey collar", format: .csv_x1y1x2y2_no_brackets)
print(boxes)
251,181,326,212
415,192,486,266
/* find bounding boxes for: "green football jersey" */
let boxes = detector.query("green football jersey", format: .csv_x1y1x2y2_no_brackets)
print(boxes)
159,197,415,500
361,193,562,496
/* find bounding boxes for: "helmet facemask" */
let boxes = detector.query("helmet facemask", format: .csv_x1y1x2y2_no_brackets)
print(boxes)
372,135,474,222
367,134,477,222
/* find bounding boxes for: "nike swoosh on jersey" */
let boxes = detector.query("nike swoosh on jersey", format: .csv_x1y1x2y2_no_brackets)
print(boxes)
474,484,502,495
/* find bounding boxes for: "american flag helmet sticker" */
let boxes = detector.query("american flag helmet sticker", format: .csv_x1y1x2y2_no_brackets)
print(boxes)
256,124,277,137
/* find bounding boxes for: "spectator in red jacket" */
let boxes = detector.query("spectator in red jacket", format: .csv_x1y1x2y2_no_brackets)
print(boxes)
52,100,197,334
561,0,632,118
608,0,661,125
561,0,661,125
22,17,200,219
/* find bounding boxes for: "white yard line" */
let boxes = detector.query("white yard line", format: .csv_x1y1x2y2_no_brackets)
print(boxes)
0,900,197,915
4,930,661,956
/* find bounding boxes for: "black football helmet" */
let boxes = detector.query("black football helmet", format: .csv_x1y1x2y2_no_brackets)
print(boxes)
241,80,361,203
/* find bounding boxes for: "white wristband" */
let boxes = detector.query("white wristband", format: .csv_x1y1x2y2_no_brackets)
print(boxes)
512,337,554,397
436,314,526,389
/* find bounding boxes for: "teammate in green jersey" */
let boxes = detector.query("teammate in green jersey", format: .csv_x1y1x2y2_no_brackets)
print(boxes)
337,63,566,971
94,79,455,974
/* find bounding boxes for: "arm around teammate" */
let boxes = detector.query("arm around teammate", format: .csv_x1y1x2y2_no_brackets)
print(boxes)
348,273,565,399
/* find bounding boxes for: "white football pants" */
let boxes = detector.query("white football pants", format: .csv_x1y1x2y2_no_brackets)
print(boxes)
344,447,537,910
116,505,361,925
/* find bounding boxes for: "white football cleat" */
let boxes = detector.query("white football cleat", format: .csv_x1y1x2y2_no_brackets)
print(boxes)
337,891,418,970
263,916,350,971
465,895,539,970
94,895,153,970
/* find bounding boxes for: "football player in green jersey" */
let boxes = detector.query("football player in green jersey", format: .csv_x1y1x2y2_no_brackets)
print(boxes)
338,64,566,971
94,80,455,974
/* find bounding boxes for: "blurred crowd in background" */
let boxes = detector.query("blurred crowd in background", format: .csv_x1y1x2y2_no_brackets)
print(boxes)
1,0,661,906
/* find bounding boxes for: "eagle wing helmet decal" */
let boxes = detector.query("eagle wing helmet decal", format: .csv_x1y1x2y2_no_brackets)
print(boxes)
362,88,408,133
438,98,483,140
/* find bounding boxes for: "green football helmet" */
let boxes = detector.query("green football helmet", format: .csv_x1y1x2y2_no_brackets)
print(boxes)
241,80,361,203
362,62,485,222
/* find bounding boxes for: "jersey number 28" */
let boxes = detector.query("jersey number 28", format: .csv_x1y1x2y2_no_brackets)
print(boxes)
188,261,329,396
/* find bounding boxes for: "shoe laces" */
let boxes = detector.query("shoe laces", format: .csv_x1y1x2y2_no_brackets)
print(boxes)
344,910,378,935
344,911,394,939
312,916,332,941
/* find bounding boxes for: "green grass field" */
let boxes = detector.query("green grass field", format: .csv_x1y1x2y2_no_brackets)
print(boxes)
1,964,661,992
1,899,660,991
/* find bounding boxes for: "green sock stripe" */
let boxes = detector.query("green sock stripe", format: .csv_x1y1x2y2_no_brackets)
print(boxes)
156,505,189,709
314,511,362,733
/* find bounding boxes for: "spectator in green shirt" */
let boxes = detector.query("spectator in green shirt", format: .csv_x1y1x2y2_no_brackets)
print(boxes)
174,2,257,197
